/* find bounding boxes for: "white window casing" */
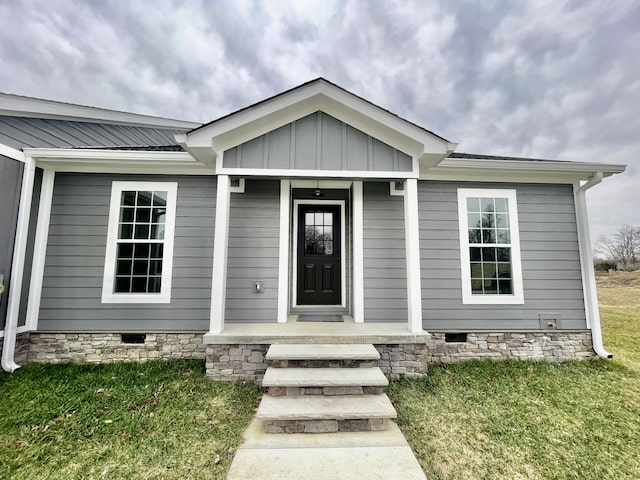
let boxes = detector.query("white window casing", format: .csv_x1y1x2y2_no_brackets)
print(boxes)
457,188,524,305
102,181,178,304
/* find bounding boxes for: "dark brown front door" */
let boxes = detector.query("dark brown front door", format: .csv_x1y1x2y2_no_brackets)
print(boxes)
297,204,341,305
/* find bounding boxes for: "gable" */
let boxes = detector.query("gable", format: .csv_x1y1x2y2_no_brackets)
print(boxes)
223,112,413,173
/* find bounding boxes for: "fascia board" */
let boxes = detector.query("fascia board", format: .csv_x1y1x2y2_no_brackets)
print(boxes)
22,148,195,162
438,158,626,176
0,92,200,129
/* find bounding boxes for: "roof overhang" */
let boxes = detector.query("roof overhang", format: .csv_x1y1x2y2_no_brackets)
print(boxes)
177,79,457,171
22,148,214,175
422,156,627,183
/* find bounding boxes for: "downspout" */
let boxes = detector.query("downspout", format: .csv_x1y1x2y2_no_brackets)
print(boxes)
574,171,612,359
1,156,36,372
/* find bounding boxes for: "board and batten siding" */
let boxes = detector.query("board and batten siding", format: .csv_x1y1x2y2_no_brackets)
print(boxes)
225,180,280,323
223,112,413,172
363,182,407,322
38,174,216,332
418,181,586,331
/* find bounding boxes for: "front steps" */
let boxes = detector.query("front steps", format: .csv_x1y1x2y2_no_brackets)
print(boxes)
256,343,397,434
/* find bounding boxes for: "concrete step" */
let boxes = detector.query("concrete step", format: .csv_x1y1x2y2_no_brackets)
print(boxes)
266,343,380,361
256,394,397,422
262,367,388,388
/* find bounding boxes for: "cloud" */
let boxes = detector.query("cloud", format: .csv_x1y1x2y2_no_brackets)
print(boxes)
0,0,637,240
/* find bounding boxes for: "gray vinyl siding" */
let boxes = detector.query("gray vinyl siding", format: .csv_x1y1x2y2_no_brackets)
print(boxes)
0,156,23,328
418,181,586,331
363,182,407,322
223,112,413,172
0,117,186,149
225,180,280,323
38,174,215,331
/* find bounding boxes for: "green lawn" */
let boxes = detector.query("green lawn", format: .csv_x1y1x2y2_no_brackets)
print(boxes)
388,278,640,480
0,360,260,480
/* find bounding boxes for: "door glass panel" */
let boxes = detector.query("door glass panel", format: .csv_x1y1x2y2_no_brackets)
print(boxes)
303,208,335,256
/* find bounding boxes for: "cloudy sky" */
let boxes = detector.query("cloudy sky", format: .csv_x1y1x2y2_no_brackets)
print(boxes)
0,0,638,241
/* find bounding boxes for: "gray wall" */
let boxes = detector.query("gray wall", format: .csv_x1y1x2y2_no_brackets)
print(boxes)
38,173,216,332
225,180,280,323
0,156,22,328
418,181,586,331
363,182,408,322
223,112,413,172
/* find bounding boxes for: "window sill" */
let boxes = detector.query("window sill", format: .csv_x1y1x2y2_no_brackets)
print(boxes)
462,295,524,305
101,294,171,304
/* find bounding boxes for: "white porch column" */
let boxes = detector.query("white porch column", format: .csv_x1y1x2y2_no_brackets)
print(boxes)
403,178,423,333
209,174,231,334
25,168,56,331
277,179,291,323
352,181,365,323
2,156,36,372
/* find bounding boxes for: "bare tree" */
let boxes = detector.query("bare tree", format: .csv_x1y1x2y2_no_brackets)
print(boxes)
597,224,640,270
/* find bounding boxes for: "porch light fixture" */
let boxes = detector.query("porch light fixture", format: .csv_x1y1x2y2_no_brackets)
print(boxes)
311,179,325,197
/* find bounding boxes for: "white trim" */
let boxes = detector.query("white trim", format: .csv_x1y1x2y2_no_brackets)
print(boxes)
277,180,291,323
1,92,199,128
218,167,418,179
352,181,364,323
439,157,626,175
573,175,612,358
292,199,347,308
229,178,246,193
404,179,424,333
23,148,195,162
0,325,31,339
0,143,25,162
290,180,353,189
457,188,524,305
209,175,231,334
24,169,55,331
101,181,178,304
389,181,405,196
2,156,36,372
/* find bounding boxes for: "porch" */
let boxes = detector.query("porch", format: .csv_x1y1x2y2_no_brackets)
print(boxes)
203,315,431,345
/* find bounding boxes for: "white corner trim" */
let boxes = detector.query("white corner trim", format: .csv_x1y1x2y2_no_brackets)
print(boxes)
2,156,36,372
101,181,178,304
292,199,347,308
457,188,524,305
352,181,364,323
25,169,55,331
0,143,25,162
209,175,231,334
403,179,423,333
390,180,405,196
277,180,291,323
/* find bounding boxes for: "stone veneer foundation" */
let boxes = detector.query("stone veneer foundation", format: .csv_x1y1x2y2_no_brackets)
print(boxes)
2,331,593,381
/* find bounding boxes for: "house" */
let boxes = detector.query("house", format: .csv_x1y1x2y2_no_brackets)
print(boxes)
0,79,626,379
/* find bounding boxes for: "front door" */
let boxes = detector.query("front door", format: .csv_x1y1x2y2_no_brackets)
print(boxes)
297,204,341,305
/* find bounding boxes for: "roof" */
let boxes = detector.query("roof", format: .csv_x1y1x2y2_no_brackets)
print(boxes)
188,77,451,144
0,116,187,149
448,152,568,162
0,92,200,129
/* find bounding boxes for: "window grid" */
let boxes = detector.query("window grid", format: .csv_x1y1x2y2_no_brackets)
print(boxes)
114,190,167,294
467,196,513,296
304,210,334,255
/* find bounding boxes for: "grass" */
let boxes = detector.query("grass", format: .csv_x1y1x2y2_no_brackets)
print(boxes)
0,360,260,480
388,271,640,480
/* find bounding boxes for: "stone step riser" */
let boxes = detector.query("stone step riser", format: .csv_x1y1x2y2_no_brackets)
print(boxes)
265,418,389,434
268,386,385,396
270,359,380,369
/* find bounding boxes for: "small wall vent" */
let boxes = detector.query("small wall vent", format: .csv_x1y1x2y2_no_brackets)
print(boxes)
445,333,468,343
121,333,146,344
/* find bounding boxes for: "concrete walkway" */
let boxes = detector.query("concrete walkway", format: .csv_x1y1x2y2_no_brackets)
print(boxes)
227,418,427,479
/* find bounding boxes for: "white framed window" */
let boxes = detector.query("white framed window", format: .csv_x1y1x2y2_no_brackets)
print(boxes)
457,188,524,304
102,181,178,303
